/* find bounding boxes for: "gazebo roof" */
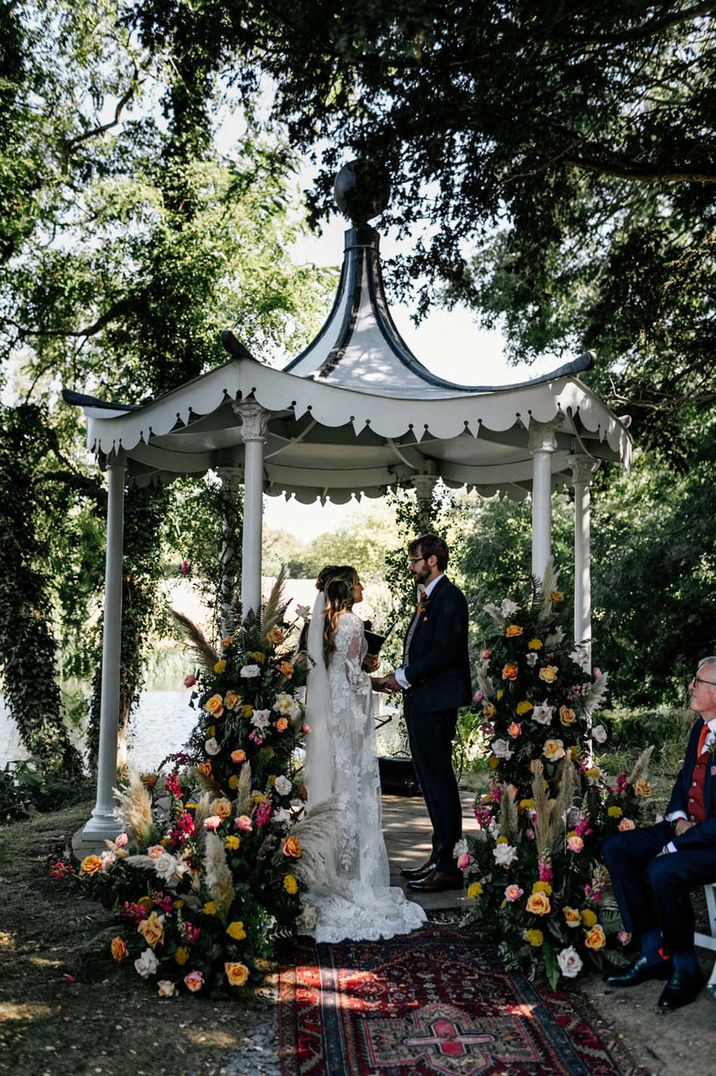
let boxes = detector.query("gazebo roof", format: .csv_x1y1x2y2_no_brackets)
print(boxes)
64,222,631,504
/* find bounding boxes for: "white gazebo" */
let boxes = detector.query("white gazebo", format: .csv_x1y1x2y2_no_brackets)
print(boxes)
66,166,631,843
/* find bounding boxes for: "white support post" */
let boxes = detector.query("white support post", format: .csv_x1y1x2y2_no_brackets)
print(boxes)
528,418,563,580
217,467,243,637
570,455,599,670
83,455,126,843
235,401,268,616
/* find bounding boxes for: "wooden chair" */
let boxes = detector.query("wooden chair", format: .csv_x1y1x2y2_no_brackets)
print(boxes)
693,883,716,995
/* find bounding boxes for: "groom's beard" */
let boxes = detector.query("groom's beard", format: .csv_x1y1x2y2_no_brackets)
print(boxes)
410,566,431,587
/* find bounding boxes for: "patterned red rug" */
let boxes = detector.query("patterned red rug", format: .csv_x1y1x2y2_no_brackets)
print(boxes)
277,920,645,1076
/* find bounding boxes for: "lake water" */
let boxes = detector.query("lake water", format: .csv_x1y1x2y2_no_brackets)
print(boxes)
0,691,198,773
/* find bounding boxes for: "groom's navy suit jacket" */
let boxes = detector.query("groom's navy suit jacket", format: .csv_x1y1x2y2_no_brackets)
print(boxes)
403,575,472,713
667,718,716,851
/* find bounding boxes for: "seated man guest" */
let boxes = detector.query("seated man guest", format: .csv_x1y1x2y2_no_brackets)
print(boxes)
602,656,716,1011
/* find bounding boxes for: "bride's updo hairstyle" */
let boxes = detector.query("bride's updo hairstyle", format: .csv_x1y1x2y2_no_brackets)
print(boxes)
322,565,359,663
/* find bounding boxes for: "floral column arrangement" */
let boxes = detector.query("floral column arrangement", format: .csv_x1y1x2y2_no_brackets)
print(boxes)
460,566,655,987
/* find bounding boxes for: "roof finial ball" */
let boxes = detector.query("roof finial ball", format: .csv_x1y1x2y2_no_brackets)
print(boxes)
333,160,391,226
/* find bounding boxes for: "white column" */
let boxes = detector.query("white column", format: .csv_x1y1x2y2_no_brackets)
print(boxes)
83,455,126,842
528,418,563,579
570,455,599,669
235,401,268,616
217,466,243,637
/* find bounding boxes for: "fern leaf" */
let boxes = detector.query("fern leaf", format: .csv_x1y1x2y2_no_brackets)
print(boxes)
170,609,220,672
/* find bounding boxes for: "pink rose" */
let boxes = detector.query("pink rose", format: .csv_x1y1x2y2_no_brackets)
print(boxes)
505,884,524,902
184,673,197,688
566,835,584,853
301,722,311,734
457,853,473,871
507,722,522,738
618,818,636,832
184,970,204,992
481,649,491,659
235,815,253,832
204,816,222,830
114,833,129,848
473,690,484,703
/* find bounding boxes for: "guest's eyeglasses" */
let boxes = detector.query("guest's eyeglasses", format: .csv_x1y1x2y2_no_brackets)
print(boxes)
408,557,425,566
691,675,716,687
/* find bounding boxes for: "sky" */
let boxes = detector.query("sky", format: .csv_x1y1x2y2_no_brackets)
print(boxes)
264,196,557,540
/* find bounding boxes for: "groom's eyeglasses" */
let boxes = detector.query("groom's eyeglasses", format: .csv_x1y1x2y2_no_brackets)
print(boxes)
408,557,425,566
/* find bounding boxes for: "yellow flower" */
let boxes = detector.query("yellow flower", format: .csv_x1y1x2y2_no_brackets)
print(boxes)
570,746,580,762
110,936,128,961
532,881,552,895
505,624,523,637
224,691,241,710
242,705,254,718
225,834,241,850
549,590,564,603
585,766,600,780
526,892,551,916
585,924,606,950
518,798,534,810
266,626,284,645
515,700,533,715
527,638,543,650
225,962,250,987
488,756,499,770
496,835,508,844
137,895,153,913
174,946,189,965
228,775,239,790
252,793,268,805
580,908,597,927
496,688,504,700
539,665,558,683
206,724,216,737
226,920,247,941
138,911,164,949
526,929,544,947
213,659,227,674
249,650,266,664
205,694,224,716
203,901,218,916
502,662,519,680
172,899,185,909
559,705,576,725
467,881,484,899
635,780,653,798
482,702,496,718
608,805,623,818
79,855,103,875
283,874,299,895
563,907,581,927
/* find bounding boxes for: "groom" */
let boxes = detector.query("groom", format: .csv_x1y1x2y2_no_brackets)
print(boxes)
379,534,472,892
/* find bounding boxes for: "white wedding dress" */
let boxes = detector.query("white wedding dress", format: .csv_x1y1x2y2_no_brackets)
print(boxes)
303,606,426,943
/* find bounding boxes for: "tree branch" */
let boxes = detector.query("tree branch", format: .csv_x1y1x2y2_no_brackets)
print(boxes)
63,63,141,158
564,155,716,184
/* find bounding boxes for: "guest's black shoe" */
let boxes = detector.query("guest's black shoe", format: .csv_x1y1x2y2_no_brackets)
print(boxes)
407,869,463,893
658,965,704,1012
603,953,673,987
400,860,436,880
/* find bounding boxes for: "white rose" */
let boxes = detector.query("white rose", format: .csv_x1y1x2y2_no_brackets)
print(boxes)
500,598,520,617
100,850,116,870
557,946,583,979
493,843,518,868
271,807,292,825
134,948,160,978
293,686,307,705
532,704,554,725
453,838,469,858
526,652,539,666
591,724,607,744
204,737,220,756
491,738,513,759
274,692,297,715
296,903,317,929
240,664,261,678
295,604,311,619
154,852,180,883
251,709,271,728
157,979,177,997
274,775,292,796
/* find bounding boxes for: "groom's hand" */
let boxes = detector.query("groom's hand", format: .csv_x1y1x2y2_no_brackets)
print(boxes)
381,672,402,693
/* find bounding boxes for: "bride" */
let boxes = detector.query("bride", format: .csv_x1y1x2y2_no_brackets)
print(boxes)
302,565,427,942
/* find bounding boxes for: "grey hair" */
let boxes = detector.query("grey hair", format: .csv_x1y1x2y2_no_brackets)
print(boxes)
697,656,716,672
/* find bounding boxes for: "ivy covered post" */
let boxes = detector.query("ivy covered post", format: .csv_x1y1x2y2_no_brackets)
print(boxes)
570,456,599,669
235,402,268,616
82,454,126,843
528,418,563,580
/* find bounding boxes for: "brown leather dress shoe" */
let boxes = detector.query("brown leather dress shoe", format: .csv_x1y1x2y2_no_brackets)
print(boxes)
407,869,463,892
400,860,436,880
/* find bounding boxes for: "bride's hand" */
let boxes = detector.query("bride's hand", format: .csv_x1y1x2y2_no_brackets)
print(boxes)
362,653,380,672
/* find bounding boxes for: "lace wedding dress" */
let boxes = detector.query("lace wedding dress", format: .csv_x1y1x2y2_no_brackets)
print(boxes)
303,608,427,943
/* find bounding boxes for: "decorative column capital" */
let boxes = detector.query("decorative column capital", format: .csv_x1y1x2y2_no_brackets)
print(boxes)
101,452,127,473
412,473,438,502
527,416,564,453
233,400,268,442
569,455,600,486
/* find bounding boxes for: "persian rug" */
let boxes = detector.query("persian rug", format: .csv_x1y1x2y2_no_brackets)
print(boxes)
277,920,645,1076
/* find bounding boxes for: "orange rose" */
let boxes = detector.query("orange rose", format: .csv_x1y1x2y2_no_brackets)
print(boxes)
110,936,129,960
224,691,241,710
585,924,606,950
205,694,224,716
278,661,294,678
483,702,496,718
539,666,558,683
283,836,302,858
502,662,519,681
225,962,250,987
559,706,576,725
635,780,653,798
266,626,284,645
231,749,247,764
525,892,551,916
79,855,103,875
197,761,212,778
549,590,564,603
618,817,636,831
221,635,235,648
563,907,581,928
210,797,232,820
138,911,165,948
505,624,523,638
275,717,289,732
